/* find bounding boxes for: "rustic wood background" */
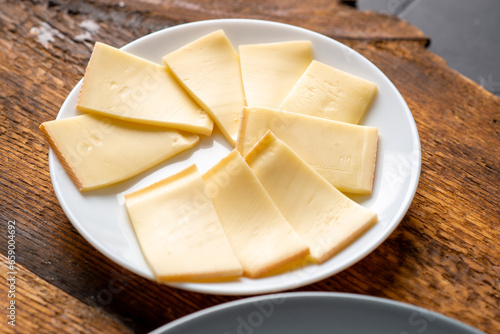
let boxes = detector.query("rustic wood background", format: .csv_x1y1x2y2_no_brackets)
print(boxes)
1,0,498,333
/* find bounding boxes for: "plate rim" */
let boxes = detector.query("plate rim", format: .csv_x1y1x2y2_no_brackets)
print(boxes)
148,291,481,334
49,18,421,295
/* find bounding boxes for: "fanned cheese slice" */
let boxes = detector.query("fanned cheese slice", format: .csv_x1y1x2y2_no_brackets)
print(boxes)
202,150,309,278
239,41,313,108
40,114,199,192
124,165,243,281
236,106,378,195
77,42,213,136
163,30,246,146
279,60,377,124
245,131,378,262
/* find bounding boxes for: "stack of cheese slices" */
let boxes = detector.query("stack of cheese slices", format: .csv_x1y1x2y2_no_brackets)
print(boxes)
40,29,380,282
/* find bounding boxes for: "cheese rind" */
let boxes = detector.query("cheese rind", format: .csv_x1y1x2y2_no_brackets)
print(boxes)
202,150,309,278
239,41,313,108
245,131,377,262
40,114,199,192
77,42,213,136
163,30,246,146
124,165,243,281
237,106,378,195
279,60,377,124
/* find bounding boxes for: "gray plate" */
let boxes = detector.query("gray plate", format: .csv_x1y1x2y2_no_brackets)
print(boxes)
150,292,483,334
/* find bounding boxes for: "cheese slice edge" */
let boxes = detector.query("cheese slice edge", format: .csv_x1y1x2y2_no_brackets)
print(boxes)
239,41,313,108
124,164,243,281
77,42,214,136
202,150,309,278
279,60,377,124
40,114,199,192
245,131,378,262
237,106,378,195
163,30,246,146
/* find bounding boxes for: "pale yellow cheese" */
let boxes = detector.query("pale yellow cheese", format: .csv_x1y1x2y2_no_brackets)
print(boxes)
163,30,246,146
40,114,199,192
236,106,378,195
245,131,377,262
124,165,243,281
239,41,313,108
202,150,309,278
279,60,377,124
77,42,213,136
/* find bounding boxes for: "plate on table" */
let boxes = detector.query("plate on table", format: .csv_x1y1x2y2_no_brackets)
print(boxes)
149,292,483,334
49,19,421,295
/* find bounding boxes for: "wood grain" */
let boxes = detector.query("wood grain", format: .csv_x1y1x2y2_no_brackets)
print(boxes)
0,254,130,333
1,0,498,333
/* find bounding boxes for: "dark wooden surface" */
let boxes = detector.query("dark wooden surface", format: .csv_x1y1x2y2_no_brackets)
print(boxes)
1,0,499,333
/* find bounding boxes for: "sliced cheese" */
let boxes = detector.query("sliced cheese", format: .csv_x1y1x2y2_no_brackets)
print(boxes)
77,42,213,136
279,60,377,124
237,106,378,195
202,150,309,278
124,165,243,281
163,30,246,146
239,41,313,108
40,114,199,192
245,131,377,262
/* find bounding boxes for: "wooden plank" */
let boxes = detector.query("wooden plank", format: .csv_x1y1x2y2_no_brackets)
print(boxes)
113,0,429,41
0,0,498,333
0,254,130,333
333,39,500,330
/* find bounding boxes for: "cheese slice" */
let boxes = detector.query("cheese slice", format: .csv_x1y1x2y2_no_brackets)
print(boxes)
40,114,199,192
124,165,243,281
77,42,213,136
279,60,377,124
202,150,309,278
239,41,313,108
163,30,246,146
236,106,378,195
245,131,377,262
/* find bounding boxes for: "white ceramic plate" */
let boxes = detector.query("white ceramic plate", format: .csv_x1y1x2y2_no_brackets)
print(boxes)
49,19,421,295
149,292,483,334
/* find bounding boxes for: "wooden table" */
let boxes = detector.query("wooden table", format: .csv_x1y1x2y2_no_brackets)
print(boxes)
1,0,499,333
